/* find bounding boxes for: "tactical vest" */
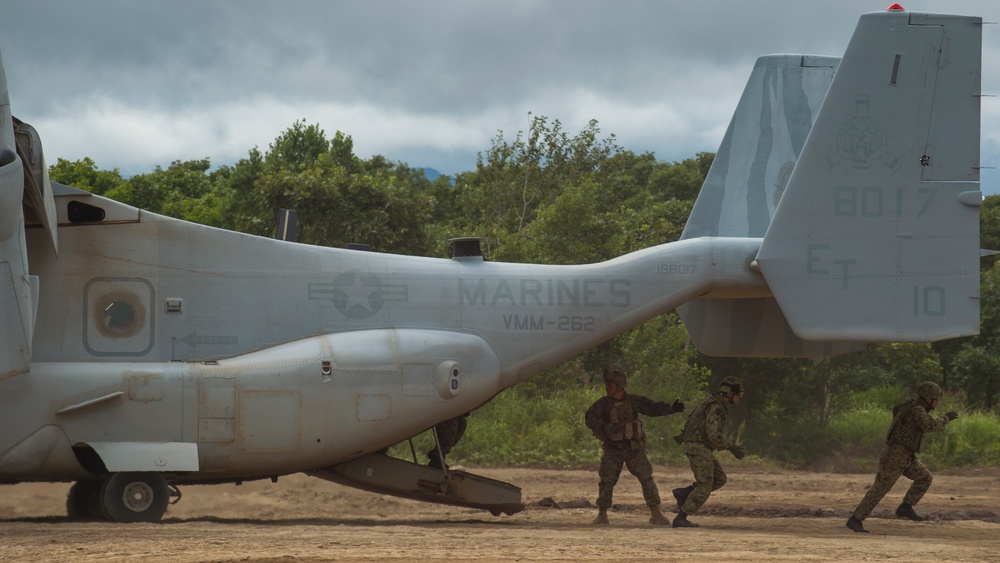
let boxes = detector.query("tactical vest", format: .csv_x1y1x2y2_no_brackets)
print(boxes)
886,398,926,453
604,396,645,442
680,394,727,447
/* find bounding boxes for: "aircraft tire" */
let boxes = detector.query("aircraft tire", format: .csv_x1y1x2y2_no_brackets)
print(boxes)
100,472,170,523
66,480,106,521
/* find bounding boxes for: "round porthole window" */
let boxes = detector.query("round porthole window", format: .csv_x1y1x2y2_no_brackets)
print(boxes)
103,300,136,334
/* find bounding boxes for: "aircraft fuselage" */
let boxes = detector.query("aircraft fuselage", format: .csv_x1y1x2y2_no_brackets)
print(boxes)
0,191,766,482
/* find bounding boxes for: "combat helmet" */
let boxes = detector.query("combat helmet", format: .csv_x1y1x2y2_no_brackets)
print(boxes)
916,381,942,402
719,377,744,397
602,369,628,388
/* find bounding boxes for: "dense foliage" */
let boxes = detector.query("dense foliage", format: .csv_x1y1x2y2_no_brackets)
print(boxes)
50,118,1000,470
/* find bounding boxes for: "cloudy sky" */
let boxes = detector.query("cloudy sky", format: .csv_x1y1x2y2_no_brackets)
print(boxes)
2,0,999,193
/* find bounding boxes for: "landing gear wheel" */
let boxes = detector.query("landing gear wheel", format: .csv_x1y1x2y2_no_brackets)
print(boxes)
66,480,105,521
100,472,170,522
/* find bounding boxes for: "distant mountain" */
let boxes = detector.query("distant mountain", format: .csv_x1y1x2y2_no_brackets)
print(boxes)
422,167,443,181
421,167,457,185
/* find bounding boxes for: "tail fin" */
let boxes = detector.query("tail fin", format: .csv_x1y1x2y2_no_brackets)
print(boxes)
756,10,982,342
678,54,864,356
681,54,840,239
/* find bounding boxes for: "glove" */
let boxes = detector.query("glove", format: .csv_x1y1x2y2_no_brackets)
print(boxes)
604,423,623,436
671,399,685,413
729,445,746,460
945,411,959,421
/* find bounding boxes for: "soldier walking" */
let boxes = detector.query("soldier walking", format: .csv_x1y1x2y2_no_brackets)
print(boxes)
846,382,958,533
584,369,685,526
671,377,746,528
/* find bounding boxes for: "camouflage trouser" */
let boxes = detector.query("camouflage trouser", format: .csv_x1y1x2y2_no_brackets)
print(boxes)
427,415,468,461
681,441,727,514
852,442,933,521
596,440,661,509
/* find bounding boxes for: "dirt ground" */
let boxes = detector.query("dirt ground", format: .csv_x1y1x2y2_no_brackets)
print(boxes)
1,465,998,562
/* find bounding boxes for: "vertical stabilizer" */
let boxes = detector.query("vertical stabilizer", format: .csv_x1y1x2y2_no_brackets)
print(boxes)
681,54,839,239
756,11,982,342
678,54,863,356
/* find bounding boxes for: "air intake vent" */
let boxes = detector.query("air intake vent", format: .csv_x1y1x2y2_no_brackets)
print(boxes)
448,237,484,260
67,200,106,223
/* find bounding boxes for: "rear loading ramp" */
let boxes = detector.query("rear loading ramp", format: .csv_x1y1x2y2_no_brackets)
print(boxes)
310,453,524,516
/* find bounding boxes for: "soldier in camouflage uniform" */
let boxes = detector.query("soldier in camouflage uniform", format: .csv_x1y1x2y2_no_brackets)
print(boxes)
846,382,958,533
427,412,470,470
584,369,685,526
671,377,746,528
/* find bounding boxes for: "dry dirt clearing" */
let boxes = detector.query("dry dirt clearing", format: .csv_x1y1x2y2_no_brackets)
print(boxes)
1,465,998,562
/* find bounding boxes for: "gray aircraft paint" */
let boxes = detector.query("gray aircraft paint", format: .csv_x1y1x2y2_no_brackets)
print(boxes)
757,11,982,342
677,54,861,357
681,55,838,240
0,8,984,519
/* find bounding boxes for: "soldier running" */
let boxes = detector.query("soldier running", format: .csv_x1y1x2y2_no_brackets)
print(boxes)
846,382,958,533
585,369,685,526
671,376,746,528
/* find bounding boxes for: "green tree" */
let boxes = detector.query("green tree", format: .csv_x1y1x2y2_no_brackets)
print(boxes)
980,195,1000,270
227,147,268,235
100,159,232,228
647,152,714,202
48,157,124,195
948,261,1000,410
457,115,621,247
952,344,1000,410
266,119,333,172
225,120,436,254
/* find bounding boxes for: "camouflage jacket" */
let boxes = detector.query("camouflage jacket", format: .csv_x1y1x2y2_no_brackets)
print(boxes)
679,394,732,451
886,398,950,453
585,393,678,443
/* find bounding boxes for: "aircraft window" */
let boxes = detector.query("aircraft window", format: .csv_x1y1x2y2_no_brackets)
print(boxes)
67,200,106,223
102,301,136,334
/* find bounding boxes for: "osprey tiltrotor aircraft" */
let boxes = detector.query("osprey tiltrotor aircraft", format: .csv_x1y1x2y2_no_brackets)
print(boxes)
0,6,984,521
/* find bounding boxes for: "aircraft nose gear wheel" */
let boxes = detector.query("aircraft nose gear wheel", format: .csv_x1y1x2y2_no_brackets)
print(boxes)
100,472,170,522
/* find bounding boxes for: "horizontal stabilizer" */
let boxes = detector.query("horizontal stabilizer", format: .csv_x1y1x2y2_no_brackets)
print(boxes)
756,11,982,342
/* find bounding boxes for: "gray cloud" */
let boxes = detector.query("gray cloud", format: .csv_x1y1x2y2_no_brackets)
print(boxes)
1,0,998,194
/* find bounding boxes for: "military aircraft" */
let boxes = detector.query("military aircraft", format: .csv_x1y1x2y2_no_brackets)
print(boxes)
0,6,984,521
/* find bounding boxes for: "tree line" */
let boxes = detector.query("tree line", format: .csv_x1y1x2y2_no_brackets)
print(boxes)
49,117,1000,469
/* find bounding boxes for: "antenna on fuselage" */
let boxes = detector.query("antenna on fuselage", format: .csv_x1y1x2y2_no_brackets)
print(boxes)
274,208,298,242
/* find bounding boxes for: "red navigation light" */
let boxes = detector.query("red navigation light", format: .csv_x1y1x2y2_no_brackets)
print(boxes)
887,3,905,11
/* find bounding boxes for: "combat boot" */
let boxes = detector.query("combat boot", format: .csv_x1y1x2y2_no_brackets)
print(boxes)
895,502,924,521
672,510,699,528
846,516,869,533
672,485,694,510
592,509,610,525
648,506,671,526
